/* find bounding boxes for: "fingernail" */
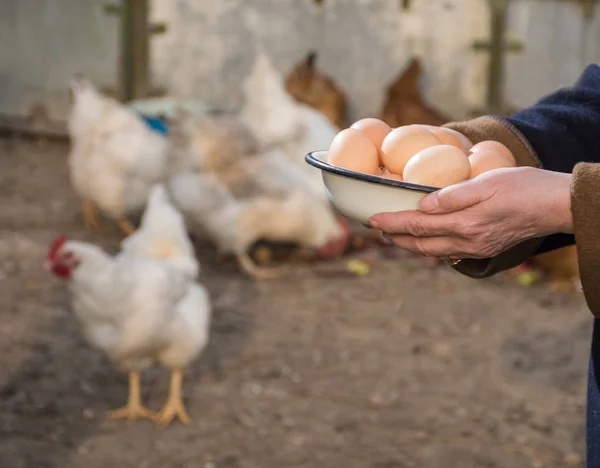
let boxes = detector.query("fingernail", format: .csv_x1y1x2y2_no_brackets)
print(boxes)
368,218,380,229
419,193,438,212
380,233,392,244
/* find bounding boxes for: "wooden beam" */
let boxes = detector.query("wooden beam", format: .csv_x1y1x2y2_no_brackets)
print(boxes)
487,0,509,114
120,0,149,102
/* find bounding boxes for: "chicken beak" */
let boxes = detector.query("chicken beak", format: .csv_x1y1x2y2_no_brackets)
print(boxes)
43,259,53,271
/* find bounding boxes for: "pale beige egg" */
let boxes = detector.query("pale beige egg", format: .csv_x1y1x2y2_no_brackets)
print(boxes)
377,166,404,181
327,128,380,175
350,118,392,153
429,128,464,150
380,126,442,175
414,125,473,152
403,145,471,188
469,140,515,163
468,150,516,179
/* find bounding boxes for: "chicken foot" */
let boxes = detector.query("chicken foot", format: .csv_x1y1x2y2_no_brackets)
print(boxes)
118,217,136,236
155,369,191,427
237,252,283,280
82,201,101,230
107,371,155,421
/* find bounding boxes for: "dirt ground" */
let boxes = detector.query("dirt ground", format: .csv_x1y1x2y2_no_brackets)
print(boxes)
0,138,592,468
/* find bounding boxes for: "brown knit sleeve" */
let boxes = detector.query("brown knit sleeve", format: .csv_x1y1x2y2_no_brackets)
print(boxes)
440,116,546,278
571,163,600,313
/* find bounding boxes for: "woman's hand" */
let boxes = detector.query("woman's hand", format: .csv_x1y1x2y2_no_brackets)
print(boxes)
368,167,573,259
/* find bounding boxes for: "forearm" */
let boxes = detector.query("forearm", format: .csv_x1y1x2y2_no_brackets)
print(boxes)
439,65,600,278
440,66,600,317
572,163,600,313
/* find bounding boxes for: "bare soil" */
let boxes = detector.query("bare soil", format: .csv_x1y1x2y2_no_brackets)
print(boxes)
0,138,591,468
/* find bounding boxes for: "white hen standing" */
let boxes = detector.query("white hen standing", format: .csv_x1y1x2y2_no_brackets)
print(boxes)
45,184,211,426
67,75,168,235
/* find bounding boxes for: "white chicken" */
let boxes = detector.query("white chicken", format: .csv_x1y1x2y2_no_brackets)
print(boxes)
239,52,340,200
67,75,168,235
166,111,349,280
44,184,211,426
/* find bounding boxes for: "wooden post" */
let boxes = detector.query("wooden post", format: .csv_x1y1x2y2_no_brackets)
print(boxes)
472,0,524,115
487,0,508,114
106,0,167,102
121,0,149,102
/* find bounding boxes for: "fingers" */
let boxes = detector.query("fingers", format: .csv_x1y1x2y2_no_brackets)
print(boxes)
369,211,461,237
385,234,472,258
419,179,488,214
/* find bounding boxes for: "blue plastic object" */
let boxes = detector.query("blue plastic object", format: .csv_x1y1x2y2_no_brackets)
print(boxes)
141,115,168,135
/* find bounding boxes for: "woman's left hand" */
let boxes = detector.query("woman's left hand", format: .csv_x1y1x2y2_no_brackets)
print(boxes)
368,167,573,260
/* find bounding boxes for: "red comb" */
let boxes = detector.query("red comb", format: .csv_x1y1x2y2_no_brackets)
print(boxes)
336,218,351,237
48,235,68,261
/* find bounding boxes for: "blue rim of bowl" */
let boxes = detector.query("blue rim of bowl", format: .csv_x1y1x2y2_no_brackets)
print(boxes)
305,151,438,194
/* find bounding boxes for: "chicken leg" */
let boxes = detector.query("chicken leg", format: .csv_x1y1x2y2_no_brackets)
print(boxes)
155,369,191,427
237,252,282,280
545,279,579,293
82,201,101,230
118,217,136,236
108,371,155,421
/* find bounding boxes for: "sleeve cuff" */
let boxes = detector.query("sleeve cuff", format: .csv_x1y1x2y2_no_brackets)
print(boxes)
572,163,600,315
441,116,546,278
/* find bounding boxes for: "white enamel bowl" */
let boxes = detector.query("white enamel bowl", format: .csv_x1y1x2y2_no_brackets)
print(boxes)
305,151,438,225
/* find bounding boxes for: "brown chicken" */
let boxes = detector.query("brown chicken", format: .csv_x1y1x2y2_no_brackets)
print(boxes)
529,245,580,292
284,50,348,129
380,57,451,128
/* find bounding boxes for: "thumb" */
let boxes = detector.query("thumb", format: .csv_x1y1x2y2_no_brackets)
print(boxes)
419,180,483,214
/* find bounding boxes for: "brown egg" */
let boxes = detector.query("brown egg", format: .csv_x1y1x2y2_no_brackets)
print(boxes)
403,145,471,188
428,128,464,150
469,140,515,163
468,150,516,179
414,125,473,152
377,166,404,181
381,126,442,175
351,118,392,152
327,128,379,174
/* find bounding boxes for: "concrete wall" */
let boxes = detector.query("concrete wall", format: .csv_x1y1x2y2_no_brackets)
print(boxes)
150,0,489,121
505,0,600,110
0,0,120,120
1,0,599,123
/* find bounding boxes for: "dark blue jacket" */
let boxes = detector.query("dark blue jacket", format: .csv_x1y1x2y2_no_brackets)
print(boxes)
506,64,600,256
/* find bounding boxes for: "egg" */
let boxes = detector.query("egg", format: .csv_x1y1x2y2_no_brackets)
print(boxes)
350,118,391,152
429,128,465,150
468,150,516,179
327,128,379,174
380,126,442,175
403,145,471,188
377,166,404,181
469,140,515,163
414,125,473,152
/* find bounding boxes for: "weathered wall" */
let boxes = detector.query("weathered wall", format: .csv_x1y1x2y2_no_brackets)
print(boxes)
1,0,599,123
0,0,120,120
505,0,600,110
150,0,489,121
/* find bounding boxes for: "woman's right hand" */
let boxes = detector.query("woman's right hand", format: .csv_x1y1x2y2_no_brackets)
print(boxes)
369,166,573,260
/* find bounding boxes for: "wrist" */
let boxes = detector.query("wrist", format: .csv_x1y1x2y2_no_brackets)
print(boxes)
549,172,574,234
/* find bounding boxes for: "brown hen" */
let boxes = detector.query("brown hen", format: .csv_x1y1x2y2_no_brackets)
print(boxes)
530,245,580,292
284,50,348,130
380,57,451,128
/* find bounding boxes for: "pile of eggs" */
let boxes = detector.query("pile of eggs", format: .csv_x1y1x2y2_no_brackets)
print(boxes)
327,118,516,188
